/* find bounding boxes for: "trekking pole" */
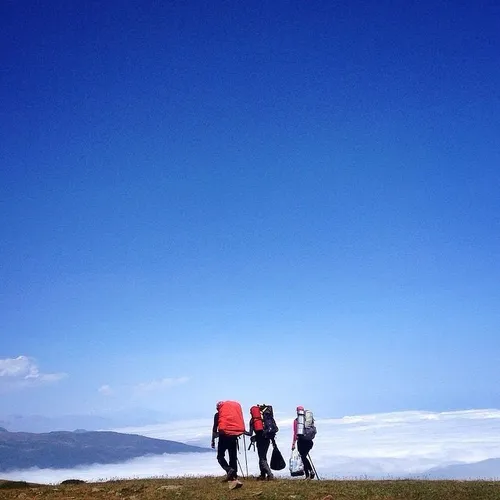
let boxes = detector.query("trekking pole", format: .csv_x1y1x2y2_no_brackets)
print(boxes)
242,434,249,478
237,457,245,479
236,437,246,479
308,454,320,480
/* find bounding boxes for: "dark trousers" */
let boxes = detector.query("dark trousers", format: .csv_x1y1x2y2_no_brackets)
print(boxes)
297,437,314,476
217,434,238,476
255,431,272,476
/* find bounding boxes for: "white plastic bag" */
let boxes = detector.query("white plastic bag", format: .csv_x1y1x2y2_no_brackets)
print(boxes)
289,449,305,477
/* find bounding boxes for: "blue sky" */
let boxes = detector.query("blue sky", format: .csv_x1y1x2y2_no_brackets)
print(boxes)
1,0,499,422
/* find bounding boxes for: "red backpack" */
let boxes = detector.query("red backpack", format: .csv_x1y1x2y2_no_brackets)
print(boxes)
218,401,245,436
250,405,264,431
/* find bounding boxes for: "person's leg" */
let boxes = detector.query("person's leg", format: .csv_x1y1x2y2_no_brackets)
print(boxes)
217,435,233,476
297,439,312,477
261,438,273,479
256,434,273,478
306,441,315,478
256,433,266,477
227,436,238,479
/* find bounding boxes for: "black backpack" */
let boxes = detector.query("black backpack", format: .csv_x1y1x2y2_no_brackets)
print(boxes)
260,405,279,439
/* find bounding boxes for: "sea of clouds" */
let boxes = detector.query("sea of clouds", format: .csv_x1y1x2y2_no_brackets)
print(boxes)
4,409,500,483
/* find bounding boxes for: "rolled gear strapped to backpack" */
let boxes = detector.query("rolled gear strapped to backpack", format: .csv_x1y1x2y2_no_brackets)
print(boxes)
297,407,305,435
250,405,264,432
218,401,246,436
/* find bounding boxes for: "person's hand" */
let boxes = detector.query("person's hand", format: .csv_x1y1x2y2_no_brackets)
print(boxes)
291,443,295,451
211,441,215,449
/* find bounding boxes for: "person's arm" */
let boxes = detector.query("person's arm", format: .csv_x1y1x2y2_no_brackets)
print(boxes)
247,418,255,438
292,418,297,449
211,413,219,448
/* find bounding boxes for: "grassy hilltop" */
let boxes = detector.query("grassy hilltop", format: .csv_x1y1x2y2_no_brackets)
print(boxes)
1,476,500,500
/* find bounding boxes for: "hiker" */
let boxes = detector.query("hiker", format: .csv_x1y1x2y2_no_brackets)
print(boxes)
291,406,317,479
211,400,245,484
248,404,277,480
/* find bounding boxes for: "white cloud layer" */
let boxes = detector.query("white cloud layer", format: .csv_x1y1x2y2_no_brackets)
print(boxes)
0,453,221,484
0,356,66,390
5,409,500,483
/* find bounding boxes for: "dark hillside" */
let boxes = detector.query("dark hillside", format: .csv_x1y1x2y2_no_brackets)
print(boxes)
0,430,210,471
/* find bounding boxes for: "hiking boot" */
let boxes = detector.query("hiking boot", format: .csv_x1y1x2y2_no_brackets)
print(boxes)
256,475,266,481
228,480,243,490
222,468,236,482
266,474,275,481
310,472,315,480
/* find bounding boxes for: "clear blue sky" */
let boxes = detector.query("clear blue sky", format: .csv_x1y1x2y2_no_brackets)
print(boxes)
1,0,499,420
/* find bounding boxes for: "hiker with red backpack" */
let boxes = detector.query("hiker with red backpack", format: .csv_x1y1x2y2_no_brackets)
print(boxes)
248,404,279,480
291,406,317,479
211,401,246,485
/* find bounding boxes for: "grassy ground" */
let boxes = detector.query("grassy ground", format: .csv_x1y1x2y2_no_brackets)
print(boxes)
1,476,500,500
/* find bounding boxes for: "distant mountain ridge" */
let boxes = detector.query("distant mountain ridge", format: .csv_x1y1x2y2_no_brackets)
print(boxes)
414,458,500,480
0,429,211,472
